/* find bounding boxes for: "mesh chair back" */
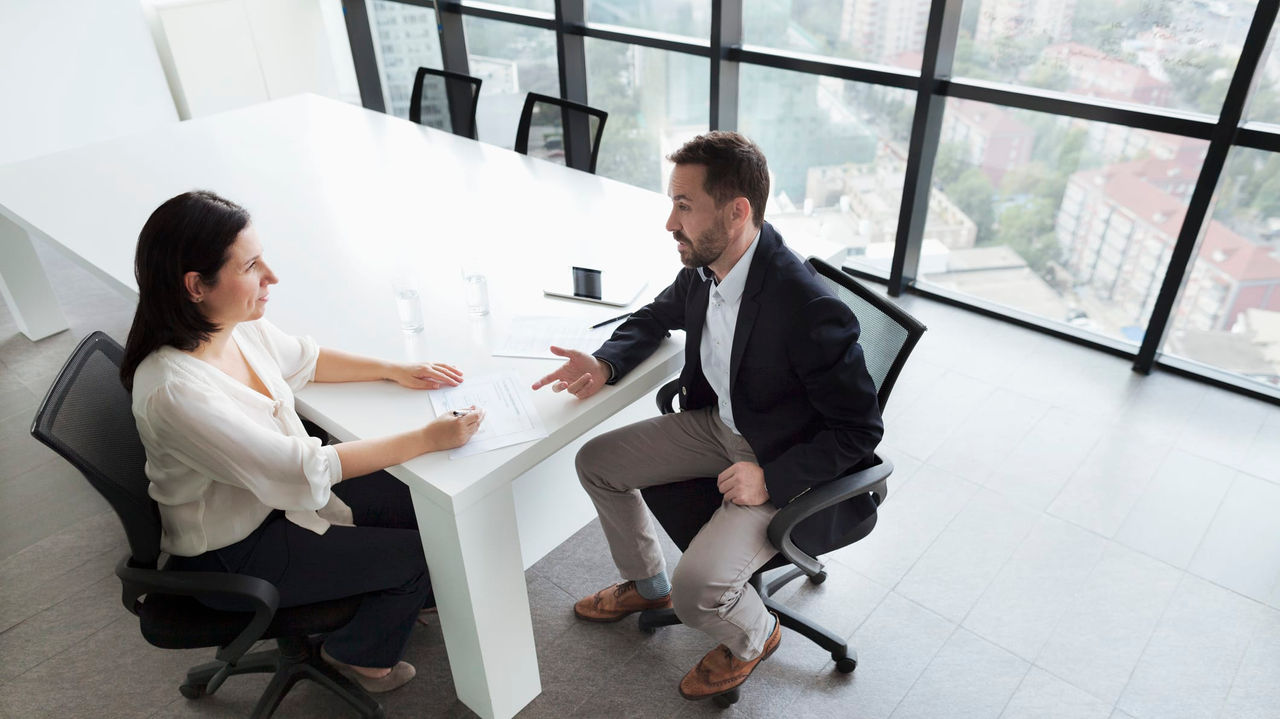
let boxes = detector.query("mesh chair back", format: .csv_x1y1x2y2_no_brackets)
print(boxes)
808,257,926,410
409,66,482,139
514,92,608,173
30,332,161,567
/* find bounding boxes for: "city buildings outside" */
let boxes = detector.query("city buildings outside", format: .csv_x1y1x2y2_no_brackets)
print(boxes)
975,0,1077,47
1040,43,1171,106
940,99,1035,187
370,1,443,120
839,0,931,69
1057,161,1280,336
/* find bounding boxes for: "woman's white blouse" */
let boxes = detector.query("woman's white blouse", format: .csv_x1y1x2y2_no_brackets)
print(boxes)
131,319,352,557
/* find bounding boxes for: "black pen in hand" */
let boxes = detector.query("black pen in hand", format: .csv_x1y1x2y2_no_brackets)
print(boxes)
590,312,632,330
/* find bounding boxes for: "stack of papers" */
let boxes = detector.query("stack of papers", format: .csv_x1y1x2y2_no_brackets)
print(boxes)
428,372,547,458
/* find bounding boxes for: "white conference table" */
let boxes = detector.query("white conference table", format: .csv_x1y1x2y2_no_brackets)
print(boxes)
0,94,687,719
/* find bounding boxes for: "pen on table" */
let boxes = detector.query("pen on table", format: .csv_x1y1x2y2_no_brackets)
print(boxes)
590,312,632,330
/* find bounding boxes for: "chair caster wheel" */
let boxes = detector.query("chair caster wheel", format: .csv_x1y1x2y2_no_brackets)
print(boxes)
809,571,827,585
712,687,740,708
179,682,207,699
835,656,857,673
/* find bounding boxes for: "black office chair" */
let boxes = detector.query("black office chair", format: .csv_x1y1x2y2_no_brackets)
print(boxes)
638,257,927,707
29,332,383,719
514,92,608,173
409,66,482,140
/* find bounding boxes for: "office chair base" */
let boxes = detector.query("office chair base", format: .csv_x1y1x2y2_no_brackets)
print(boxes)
755,567,855,670
180,636,385,719
182,651,279,698
764,566,827,596
763,596,856,672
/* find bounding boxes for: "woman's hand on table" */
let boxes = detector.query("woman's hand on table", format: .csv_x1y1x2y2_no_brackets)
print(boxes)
425,407,484,450
387,362,463,390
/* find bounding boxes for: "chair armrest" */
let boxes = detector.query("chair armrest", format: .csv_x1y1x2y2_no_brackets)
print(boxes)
656,378,680,415
116,557,279,671
766,456,894,576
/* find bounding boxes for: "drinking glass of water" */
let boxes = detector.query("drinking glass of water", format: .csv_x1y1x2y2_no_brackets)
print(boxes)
461,265,489,317
392,276,425,333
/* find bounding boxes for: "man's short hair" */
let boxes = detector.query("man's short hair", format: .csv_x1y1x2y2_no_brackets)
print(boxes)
667,131,769,227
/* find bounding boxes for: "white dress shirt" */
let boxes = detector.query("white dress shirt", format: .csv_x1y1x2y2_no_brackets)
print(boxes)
131,319,351,557
698,230,761,435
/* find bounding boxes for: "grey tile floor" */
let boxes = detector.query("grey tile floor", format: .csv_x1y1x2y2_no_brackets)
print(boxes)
2,240,1279,718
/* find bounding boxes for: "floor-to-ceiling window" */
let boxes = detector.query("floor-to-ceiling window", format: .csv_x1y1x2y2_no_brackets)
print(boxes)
348,0,1280,404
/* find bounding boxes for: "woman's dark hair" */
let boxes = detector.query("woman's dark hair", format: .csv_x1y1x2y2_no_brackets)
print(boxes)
120,191,250,391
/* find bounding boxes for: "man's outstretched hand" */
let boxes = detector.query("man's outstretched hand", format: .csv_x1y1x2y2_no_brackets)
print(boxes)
531,346,610,400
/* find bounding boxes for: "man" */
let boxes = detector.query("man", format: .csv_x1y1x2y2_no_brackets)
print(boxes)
531,131,883,700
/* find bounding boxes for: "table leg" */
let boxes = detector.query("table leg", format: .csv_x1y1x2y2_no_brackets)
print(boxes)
0,214,68,340
408,481,541,719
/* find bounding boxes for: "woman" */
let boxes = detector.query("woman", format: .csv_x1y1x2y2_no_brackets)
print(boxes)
121,190,481,693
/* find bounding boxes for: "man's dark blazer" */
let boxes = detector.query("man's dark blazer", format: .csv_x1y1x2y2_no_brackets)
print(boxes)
592,222,884,555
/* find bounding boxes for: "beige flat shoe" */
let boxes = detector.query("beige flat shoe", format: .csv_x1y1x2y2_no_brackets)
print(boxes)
320,646,416,693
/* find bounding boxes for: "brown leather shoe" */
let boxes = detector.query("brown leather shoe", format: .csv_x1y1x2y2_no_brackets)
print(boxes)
573,581,672,622
678,613,781,700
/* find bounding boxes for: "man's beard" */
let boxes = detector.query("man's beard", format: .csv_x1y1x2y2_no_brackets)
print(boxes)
675,219,730,269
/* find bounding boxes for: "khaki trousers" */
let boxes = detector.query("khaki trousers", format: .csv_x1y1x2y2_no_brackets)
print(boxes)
575,407,779,660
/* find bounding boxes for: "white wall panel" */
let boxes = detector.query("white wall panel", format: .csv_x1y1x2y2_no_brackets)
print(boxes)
0,0,177,165
154,0,269,118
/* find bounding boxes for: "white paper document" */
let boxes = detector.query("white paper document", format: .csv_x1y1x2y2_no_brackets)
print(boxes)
428,372,547,458
492,316,618,360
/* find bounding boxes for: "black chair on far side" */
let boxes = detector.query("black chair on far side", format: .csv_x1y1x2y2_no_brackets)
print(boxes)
30,333,384,719
514,92,607,173
409,66,482,140
638,256,927,708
